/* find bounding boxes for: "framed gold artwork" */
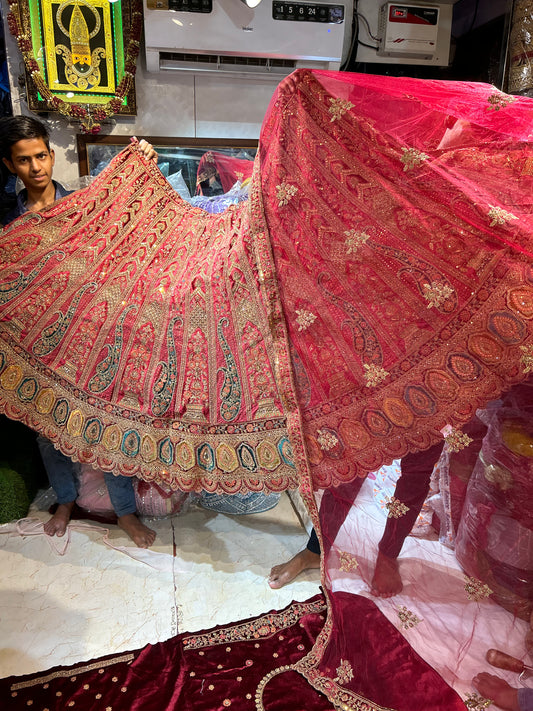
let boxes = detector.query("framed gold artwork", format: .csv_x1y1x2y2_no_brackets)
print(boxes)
6,0,141,132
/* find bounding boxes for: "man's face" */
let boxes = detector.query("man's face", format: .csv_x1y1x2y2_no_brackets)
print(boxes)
3,137,55,192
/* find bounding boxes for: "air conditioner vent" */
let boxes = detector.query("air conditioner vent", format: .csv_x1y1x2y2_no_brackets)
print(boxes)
159,52,297,74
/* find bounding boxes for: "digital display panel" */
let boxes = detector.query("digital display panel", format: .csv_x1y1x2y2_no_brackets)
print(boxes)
272,2,344,23
168,0,212,12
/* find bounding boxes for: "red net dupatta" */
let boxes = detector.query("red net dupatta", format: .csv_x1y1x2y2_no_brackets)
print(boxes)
259,69,533,491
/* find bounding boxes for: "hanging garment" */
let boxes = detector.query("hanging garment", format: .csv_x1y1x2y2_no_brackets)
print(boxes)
2,68,533,709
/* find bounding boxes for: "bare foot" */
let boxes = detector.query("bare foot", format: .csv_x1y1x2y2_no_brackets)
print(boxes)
117,513,156,548
268,548,320,589
43,502,75,537
472,673,520,711
370,551,403,598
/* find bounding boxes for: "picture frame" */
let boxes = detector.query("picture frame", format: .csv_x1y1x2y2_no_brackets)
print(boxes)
7,0,140,127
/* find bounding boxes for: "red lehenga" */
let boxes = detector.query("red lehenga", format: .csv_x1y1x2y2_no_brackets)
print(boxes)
2,69,533,709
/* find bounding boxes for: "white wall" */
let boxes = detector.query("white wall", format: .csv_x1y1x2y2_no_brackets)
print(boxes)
1,0,277,185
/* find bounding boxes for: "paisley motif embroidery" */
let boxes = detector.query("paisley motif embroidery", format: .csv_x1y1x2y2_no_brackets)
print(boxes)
88,304,137,393
151,317,182,416
0,251,64,305
218,317,242,422
33,282,98,357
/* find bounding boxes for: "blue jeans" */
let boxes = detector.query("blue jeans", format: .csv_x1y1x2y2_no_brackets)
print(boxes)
37,436,136,517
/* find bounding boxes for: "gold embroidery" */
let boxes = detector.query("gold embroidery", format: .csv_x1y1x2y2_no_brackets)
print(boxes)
520,344,533,373
345,230,370,255
385,496,409,519
329,98,354,122
397,606,420,629
422,281,454,309
363,364,389,387
293,666,395,711
464,575,492,601
255,666,293,711
488,205,518,227
339,550,359,573
445,428,473,452
10,654,134,691
334,659,354,684
295,309,317,331
182,599,326,649
276,182,298,207
465,691,492,709
400,147,429,171
317,429,339,451
487,93,514,111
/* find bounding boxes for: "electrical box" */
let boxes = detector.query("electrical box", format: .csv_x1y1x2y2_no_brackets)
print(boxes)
378,3,440,59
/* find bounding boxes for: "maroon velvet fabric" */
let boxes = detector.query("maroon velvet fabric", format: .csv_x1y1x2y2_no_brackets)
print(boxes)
3,596,326,711
302,592,467,711
1,593,464,710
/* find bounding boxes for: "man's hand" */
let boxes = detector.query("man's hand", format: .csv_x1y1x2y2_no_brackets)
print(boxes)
138,138,158,162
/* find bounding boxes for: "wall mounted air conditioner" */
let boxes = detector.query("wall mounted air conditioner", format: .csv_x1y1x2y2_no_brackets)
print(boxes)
143,0,353,78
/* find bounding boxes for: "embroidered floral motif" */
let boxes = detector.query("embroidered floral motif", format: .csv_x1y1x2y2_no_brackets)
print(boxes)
296,309,317,331
488,205,518,227
334,659,354,684
445,428,473,452
520,344,533,373
345,230,370,255
423,281,454,309
338,550,359,573
205,151,215,163
400,147,429,171
276,182,298,206
465,692,492,709
329,98,354,122
317,429,339,451
385,496,409,519
487,93,514,111
464,575,493,602
397,606,420,629
363,363,389,387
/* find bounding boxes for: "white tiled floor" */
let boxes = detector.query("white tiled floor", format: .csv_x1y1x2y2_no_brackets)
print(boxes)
0,491,320,679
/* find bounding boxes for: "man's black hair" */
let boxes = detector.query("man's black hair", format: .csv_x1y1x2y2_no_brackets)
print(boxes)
0,115,51,163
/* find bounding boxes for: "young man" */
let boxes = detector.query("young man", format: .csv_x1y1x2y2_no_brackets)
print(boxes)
0,115,157,548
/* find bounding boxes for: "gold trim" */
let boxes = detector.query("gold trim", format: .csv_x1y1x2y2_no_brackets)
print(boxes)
10,654,134,691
